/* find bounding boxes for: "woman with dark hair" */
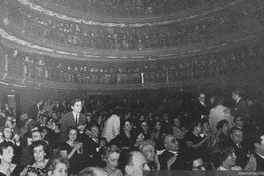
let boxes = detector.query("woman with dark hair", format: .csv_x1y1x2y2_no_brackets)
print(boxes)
46,157,69,176
131,129,145,150
172,117,188,142
152,120,165,150
0,142,22,176
102,145,123,176
20,140,50,176
211,141,241,170
110,119,134,150
139,121,153,140
213,120,229,146
59,126,87,175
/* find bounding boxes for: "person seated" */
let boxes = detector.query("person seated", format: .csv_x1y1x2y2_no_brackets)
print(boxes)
213,120,229,146
3,126,21,164
46,157,70,176
77,167,109,176
20,128,53,168
152,119,165,150
20,140,50,176
59,126,88,175
183,120,208,162
229,127,249,169
139,140,160,170
110,120,134,150
0,142,23,176
84,124,106,166
130,129,145,151
158,134,185,170
102,145,123,176
210,141,241,170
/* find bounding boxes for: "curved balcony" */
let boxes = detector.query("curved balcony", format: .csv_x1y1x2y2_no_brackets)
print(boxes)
25,0,233,21
2,0,263,57
0,39,264,90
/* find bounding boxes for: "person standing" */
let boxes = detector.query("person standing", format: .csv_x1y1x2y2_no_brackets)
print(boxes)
60,99,87,143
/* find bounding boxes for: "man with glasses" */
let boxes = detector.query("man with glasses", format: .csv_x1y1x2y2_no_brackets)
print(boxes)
159,134,184,170
192,93,209,120
60,99,87,143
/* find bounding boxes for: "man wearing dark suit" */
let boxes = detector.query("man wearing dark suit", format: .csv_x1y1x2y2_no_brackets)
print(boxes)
231,90,250,122
28,100,43,120
84,124,106,166
229,128,248,169
159,134,185,170
60,99,87,143
192,93,209,120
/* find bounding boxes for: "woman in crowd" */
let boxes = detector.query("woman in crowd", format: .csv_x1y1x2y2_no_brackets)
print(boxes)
110,120,134,150
131,129,145,150
139,140,160,170
20,140,50,176
183,120,208,162
0,142,22,176
172,117,187,142
46,157,69,176
152,119,164,150
213,120,229,146
102,145,123,176
139,121,153,140
59,126,87,175
211,141,241,170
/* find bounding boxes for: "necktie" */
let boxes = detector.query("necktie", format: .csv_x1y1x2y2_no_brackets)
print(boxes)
75,114,78,124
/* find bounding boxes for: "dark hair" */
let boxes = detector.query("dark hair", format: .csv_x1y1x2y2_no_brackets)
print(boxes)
30,140,48,161
102,145,121,161
210,141,234,169
70,99,82,108
67,126,78,137
0,142,14,155
118,150,134,175
46,157,70,172
189,120,201,132
234,116,243,123
230,126,243,135
216,120,228,130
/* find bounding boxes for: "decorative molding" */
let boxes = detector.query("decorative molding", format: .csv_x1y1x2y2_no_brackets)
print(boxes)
17,0,245,27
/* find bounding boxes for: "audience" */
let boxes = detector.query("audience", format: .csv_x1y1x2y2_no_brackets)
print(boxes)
0,89,262,175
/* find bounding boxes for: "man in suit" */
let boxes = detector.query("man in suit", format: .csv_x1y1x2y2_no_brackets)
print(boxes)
60,99,87,143
28,100,43,121
231,90,250,123
192,93,209,120
229,128,248,169
245,132,264,170
159,134,185,170
84,124,106,166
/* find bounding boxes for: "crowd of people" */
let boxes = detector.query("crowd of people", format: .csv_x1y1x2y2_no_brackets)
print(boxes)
0,89,264,176
7,0,262,51
1,42,264,85
50,0,220,17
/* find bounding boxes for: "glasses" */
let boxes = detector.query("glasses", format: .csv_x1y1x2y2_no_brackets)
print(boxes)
170,139,177,143
193,165,205,170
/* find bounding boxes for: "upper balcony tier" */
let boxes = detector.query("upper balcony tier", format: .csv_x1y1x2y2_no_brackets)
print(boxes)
1,0,263,57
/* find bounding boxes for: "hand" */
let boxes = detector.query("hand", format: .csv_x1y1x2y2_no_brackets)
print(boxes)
13,134,20,142
99,140,106,148
154,153,160,170
231,166,242,170
167,154,177,169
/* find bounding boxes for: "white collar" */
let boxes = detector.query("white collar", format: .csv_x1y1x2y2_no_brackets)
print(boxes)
217,166,228,170
236,98,241,103
72,111,79,117
256,152,264,159
168,150,178,155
